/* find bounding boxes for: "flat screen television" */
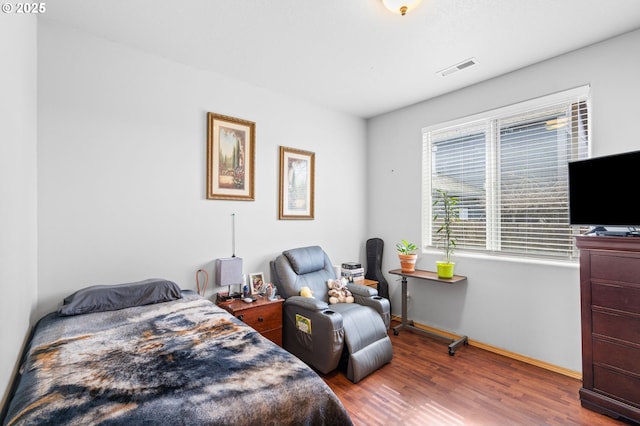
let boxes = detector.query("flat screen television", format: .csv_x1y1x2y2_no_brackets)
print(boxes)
568,150,640,235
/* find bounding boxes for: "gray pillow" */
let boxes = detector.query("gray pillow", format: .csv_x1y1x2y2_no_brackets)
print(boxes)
59,278,182,316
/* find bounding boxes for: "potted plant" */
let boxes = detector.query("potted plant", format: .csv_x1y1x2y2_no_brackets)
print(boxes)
396,239,418,273
432,189,459,278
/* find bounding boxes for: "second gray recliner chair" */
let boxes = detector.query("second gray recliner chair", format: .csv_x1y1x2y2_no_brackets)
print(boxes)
270,246,393,383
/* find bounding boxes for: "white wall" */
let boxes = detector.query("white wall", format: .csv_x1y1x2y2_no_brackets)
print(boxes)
367,29,640,372
36,20,368,319
0,14,38,407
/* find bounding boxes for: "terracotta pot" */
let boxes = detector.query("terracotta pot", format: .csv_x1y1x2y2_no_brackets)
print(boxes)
436,261,455,278
398,254,417,272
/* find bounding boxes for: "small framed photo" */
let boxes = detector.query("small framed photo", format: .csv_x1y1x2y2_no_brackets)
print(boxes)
248,272,265,295
207,112,255,200
278,146,315,220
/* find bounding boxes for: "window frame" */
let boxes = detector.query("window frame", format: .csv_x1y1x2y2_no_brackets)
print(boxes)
422,86,591,261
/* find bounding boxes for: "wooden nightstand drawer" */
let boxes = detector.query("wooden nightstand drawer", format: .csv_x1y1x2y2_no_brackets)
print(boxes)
237,302,281,333
260,328,282,346
217,296,284,346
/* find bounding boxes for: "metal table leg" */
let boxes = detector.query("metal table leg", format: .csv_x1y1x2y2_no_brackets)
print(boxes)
392,275,468,356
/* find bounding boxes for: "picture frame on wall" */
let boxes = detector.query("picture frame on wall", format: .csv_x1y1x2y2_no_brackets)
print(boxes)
207,112,255,200
278,146,315,220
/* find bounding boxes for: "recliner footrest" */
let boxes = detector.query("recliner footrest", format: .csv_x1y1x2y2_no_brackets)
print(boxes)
338,304,393,383
348,336,393,383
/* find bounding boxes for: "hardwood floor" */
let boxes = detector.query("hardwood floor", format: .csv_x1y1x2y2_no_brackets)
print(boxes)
323,322,629,426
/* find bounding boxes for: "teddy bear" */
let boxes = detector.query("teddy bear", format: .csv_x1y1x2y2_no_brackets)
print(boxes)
327,278,354,304
300,286,314,298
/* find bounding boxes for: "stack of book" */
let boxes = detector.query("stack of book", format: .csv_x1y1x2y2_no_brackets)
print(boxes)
341,262,364,282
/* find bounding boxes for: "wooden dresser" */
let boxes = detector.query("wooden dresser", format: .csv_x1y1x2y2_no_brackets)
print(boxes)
576,236,640,423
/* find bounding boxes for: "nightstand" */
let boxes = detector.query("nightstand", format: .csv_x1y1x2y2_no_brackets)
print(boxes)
218,296,284,347
362,278,378,289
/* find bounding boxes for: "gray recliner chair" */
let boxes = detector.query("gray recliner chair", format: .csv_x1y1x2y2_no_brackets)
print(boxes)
270,246,393,383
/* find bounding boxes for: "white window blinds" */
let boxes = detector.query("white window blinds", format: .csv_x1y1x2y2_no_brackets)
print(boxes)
423,86,590,260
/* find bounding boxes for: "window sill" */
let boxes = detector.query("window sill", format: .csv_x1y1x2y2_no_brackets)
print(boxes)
422,248,579,269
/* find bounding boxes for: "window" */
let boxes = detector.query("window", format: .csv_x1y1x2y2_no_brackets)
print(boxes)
423,87,590,260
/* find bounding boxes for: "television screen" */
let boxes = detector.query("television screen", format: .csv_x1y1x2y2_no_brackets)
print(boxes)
568,150,640,229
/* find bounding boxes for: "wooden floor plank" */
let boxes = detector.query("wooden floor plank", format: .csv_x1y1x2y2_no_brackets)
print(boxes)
323,321,628,425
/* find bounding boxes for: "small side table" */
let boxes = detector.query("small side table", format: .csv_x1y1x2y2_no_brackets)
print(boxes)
362,279,378,289
218,296,284,347
389,268,468,356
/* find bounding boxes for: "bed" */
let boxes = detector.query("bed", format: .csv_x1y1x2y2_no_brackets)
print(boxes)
2,279,353,425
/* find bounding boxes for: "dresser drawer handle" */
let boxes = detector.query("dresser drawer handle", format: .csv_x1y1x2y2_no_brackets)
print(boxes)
237,315,244,321
258,316,264,322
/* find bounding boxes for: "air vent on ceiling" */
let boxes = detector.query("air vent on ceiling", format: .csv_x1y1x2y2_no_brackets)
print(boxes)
438,58,477,77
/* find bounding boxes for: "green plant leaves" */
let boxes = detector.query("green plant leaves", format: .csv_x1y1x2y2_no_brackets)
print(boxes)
396,239,417,255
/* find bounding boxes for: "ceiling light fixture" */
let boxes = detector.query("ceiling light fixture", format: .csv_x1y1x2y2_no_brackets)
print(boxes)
381,0,422,16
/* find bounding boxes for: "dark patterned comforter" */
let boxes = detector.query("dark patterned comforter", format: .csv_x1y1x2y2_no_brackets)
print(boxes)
2,292,352,425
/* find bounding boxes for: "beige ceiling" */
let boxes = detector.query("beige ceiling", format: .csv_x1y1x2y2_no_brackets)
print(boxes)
42,0,640,118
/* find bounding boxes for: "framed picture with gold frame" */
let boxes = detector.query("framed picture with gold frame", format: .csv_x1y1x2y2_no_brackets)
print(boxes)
207,112,255,200
278,146,315,220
